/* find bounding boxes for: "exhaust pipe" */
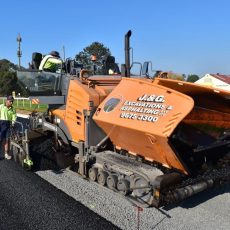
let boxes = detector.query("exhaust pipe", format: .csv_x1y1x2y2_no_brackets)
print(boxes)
125,30,132,77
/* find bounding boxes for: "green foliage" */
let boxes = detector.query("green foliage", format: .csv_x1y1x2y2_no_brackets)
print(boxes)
0,59,18,72
0,71,17,96
0,59,27,96
187,74,199,82
75,42,111,67
168,73,185,80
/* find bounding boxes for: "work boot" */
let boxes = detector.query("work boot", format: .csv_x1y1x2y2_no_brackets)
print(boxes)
4,153,12,160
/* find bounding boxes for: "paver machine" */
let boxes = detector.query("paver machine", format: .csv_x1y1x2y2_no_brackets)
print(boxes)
13,31,230,207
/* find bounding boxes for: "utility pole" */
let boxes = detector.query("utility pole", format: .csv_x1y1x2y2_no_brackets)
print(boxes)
16,33,22,69
62,45,65,61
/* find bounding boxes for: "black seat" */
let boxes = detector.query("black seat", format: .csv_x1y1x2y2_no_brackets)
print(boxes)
32,52,42,70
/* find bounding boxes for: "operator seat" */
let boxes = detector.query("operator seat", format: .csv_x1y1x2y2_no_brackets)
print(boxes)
32,52,43,70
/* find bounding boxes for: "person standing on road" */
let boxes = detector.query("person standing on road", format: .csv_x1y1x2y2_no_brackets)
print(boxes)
0,95,16,160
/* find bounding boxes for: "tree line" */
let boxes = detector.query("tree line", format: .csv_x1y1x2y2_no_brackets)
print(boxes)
0,59,27,97
0,42,199,97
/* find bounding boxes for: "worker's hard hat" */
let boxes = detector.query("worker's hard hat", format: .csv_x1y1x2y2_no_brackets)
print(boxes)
49,51,60,58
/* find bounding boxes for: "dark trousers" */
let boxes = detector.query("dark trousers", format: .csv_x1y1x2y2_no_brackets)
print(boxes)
0,120,11,140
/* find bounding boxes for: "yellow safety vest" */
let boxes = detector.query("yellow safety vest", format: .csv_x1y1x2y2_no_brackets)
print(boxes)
39,55,62,72
0,104,16,122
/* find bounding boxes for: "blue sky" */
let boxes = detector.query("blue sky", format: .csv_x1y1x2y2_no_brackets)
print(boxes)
1,0,230,76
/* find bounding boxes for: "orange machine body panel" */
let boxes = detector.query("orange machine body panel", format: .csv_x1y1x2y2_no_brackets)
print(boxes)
52,76,121,143
93,78,194,174
154,78,230,131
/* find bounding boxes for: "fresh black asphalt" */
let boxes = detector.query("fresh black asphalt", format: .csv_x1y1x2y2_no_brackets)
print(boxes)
0,159,119,230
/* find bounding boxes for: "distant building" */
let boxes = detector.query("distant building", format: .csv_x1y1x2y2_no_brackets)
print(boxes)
195,73,230,91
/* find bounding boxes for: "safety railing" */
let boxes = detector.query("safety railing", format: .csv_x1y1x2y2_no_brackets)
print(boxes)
0,97,48,111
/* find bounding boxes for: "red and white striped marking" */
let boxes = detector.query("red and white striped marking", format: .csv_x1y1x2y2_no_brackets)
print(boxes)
32,98,40,104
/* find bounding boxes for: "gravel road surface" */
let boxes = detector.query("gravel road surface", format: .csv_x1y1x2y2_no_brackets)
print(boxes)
0,160,118,230
37,169,230,230
15,114,230,230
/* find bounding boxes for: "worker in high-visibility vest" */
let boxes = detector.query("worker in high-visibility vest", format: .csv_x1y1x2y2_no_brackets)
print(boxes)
0,95,16,160
39,51,62,72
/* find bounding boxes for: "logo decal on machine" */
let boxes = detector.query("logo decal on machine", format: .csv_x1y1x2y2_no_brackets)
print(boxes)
119,94,173,123
103,98,121,112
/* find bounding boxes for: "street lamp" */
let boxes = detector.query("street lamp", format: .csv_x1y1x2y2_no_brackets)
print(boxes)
16,33,22,69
